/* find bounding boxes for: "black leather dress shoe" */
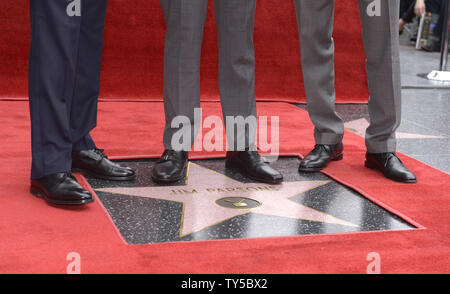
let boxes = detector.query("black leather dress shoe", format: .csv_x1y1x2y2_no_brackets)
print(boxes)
72,149,136,181
298,143,343,172
30,173,93,205
151,150,189,183
225,151,283,184
365,152,417,183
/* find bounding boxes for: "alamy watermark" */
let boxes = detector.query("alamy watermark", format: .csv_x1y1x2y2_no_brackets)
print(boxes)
366,0,381,17
66,251,81,274
366,252,381,274
171,108,280,161
66,0,81,17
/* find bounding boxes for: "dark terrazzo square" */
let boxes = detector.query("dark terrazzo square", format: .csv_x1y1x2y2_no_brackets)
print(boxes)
85,157,416,245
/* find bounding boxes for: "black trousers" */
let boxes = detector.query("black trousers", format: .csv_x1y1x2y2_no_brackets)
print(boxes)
400,0,416,23
426,0,442,13
400,0,443,23
427,0,444,40
29,0,107,179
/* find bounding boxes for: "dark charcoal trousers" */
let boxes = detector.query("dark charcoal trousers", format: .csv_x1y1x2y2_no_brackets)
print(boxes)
28,0,107,179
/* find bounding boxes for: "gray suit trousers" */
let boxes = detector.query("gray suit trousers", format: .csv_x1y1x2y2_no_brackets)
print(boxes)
160,0,257,151
294,0,402,153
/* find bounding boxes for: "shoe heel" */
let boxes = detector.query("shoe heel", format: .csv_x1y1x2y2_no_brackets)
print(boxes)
333,153,343,161
225,158,238,170
71,167,83,174
364,160,378,170
30,185,44,198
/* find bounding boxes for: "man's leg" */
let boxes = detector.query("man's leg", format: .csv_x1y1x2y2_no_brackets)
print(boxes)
152,0,209,183
421,0,444,52
399,0,417,24
68,0,135,181
70,0,108,152
294,0,344,172
358,0,416,182
294,0,344,145
29,0,81,180
161,0,208,151
358,0,401,153
28,0,93,204
215,0,257,151
215,0,283,184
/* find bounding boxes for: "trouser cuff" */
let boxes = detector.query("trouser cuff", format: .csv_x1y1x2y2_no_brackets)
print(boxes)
314,131,344,145
72,134,97,152
365,139,397,154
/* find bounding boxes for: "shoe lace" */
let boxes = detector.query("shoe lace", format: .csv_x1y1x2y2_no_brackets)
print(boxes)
373,152,399,167
159,150,185,162
247,150,261,159
58,172,76,185
314,144,330,153
244,150,265,164
385,152,400,164
93,148,107,159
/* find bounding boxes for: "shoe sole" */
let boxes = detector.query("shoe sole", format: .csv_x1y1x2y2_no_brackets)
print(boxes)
30,185,94,205
151,174,184,184
225,158,283,185
364,160,417,183
298,153,343,173
72,168,136,181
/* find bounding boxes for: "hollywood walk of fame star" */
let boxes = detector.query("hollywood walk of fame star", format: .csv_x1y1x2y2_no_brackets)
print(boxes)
96,163,358,237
